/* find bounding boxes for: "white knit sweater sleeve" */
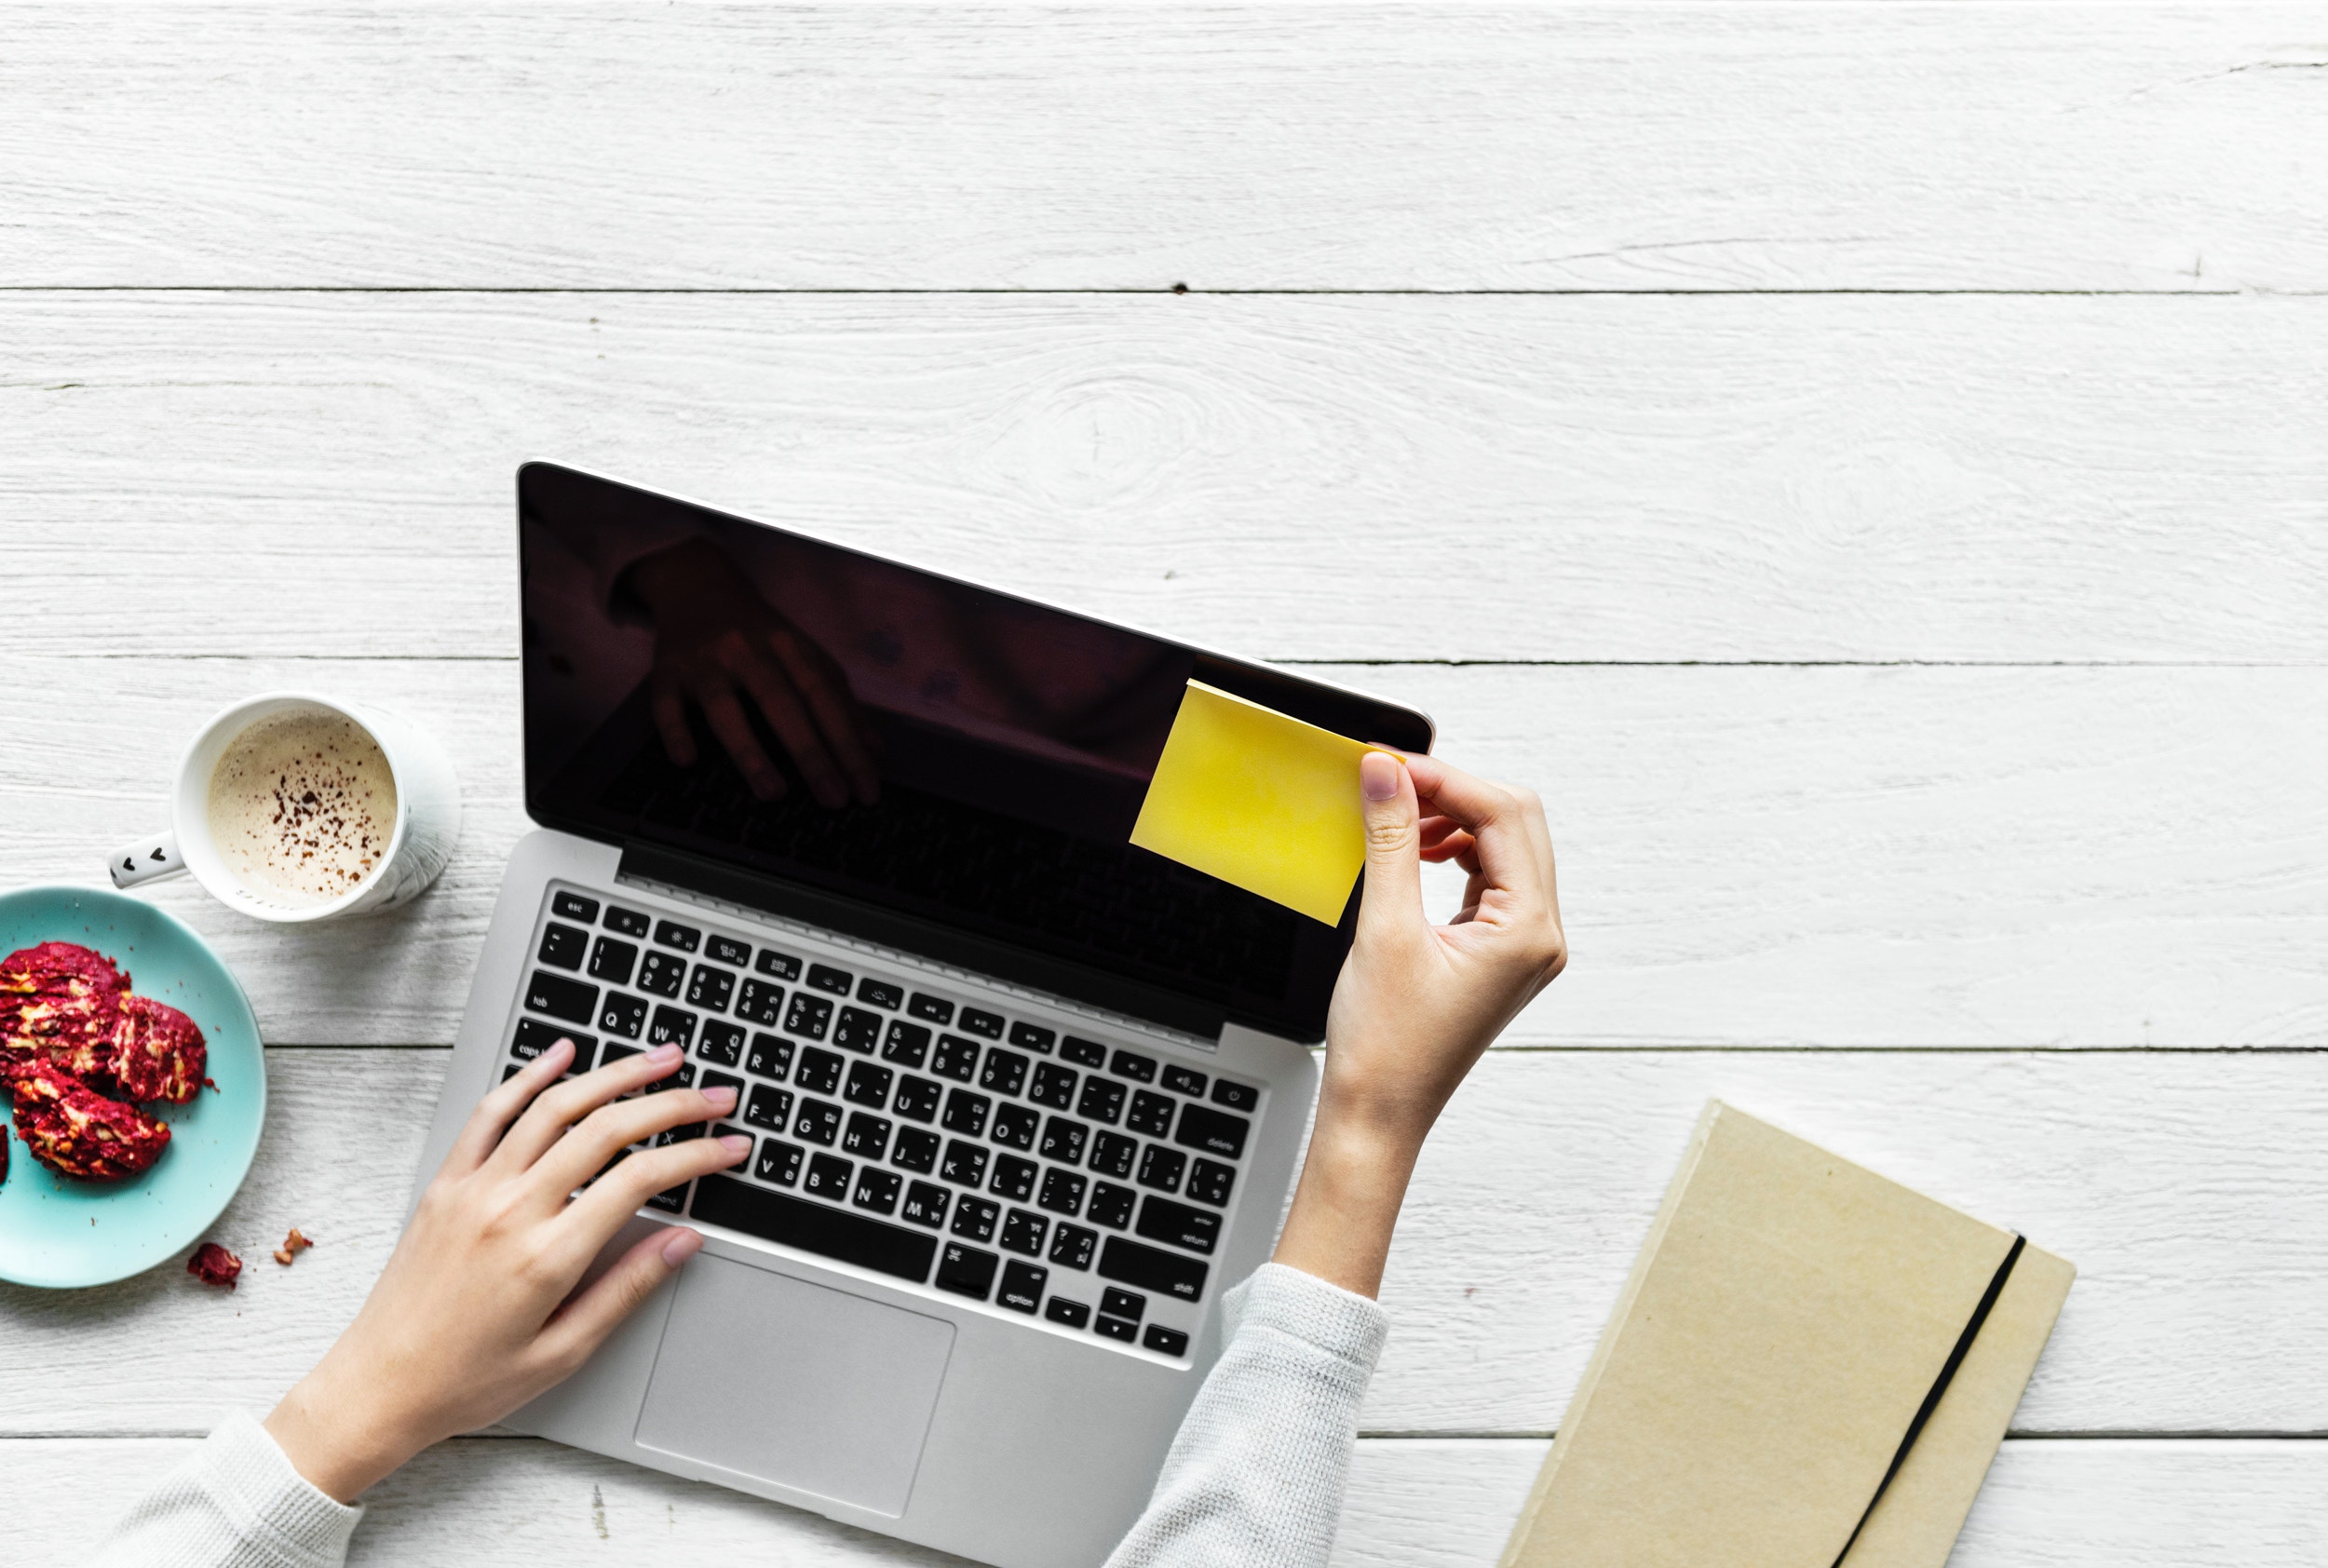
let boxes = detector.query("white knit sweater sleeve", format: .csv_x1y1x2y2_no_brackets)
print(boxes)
93,1410,362,1568
1104,1262,1391,1568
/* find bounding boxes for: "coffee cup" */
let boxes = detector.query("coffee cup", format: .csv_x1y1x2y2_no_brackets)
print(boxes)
106,693,460,923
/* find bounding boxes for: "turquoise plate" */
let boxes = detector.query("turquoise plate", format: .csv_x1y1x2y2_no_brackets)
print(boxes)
0,885,266,1288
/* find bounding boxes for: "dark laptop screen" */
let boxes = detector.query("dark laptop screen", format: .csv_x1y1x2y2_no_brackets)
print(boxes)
518,464,1432,1042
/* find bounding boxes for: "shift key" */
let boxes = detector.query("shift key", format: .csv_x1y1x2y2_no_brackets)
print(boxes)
526,969,599,1026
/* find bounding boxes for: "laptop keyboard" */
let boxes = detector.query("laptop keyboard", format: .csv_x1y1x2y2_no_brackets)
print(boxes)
500,883,1266,1362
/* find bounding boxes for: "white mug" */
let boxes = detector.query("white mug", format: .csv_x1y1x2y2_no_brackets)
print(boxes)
107,692,461,923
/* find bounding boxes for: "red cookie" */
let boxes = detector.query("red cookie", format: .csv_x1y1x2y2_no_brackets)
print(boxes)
106,994,209,1104
0,942,129,1079
7,1061,171,1181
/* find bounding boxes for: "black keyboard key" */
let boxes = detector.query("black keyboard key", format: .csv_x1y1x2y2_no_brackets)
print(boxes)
909,994,954,1024
654,919,700,953
1029,1061,1078,1111
1094,1314,1138,1343
642,1060,696,1095
1162,1065,1208,1098
951,1195,1000,1242
901,1180,949,1226
802,1152,852,1200
647,1183,691,1213
513,1018,595,1070
991,1154,1038,1202
735,979,786,1027
604,905,650,938
941,1088,991,1138
1099,1236,1210,1301
997,1259,1048,1313
1089,1130,1138,1179
1102,1287,1147,1321
959,1007,1005,1039
1061,1036,1107,1069
1139,1145,1186,1193
882,1020,931,1069
936,1241,998,1300
931,1034,981,1082
647,1006,697,1050
1088,1183,1136,1230
686,965,735,1012
1211,1079,1260,1112
1111,1050,1157,1084
697,1021,745,1067
756,947,802,980
992,1103,1040,1150
1127,1089,1175,1138
784,993,833,1040
600,1044,642,1068
807,963,853,996
700,1070,744,1102
755,1139,804,1185
1175,1102,1252,1160
833,1006,884,1054
1009,1021,1057,1055
858,978,904,1010
795,1048,844,1096
1185,1157,1237,1208
853,1167,902,1215
654,1121,705,1148
941,1140,989,1188
598,992,648,1039
537,923,589,970
552,891,600,923
1077,1078,1127,1125
691,1175,935,1283
708,935,751,966
843,1111,893,1160
525,970,598,1026
745,1085,793,1131
1136,1195,1223,1256
1038,1169,1088,1216
845,1061,895,1109
980,1048,1029,1097
1144,1325,1190,1358
891,1125,941,1174
795,1099,842,1146
1000,1209,1049,1257
746,1033,793,1080
638,951,686,999
1039,1116,1090,1165
893,1075,941,1122
589,936,638,987
1049,1223,1096,1270
1045,1295,1090,1327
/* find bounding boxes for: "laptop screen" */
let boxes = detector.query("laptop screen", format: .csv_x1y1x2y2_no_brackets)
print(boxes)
517,464,1433,1042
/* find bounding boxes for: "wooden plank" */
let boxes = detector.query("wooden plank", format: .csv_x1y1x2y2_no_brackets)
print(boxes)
2,657,2318,1049
5,1048,2325,1436
5,7,2324,292
6,292,2327,664
6,1436,2325,1568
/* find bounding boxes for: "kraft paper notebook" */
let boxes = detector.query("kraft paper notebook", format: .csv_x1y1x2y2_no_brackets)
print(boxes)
1500,1102,2075,1568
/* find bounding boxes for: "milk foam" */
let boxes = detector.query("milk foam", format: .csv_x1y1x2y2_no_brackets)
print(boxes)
207,710,399,905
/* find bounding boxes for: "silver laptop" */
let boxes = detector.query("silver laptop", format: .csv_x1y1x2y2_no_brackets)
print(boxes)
416,463,1435,1568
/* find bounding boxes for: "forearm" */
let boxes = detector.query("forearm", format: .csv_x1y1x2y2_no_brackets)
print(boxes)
1268,1103,1425,1300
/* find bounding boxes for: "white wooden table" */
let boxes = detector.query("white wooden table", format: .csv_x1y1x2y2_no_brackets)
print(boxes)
5,7,2325,1563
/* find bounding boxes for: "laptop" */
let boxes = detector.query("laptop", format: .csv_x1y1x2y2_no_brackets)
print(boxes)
415,462,1436,1568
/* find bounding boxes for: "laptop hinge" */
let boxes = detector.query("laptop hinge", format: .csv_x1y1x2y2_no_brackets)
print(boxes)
618,841,1228,1044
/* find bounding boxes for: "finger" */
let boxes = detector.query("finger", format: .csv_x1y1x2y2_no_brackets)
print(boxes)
694,679,787,801
767,629,883,806
485,1042,685,1177
563,1133,751,1242
1356,750,1426,938
444,1036,574,1173
532,1224,705,1376
528,1080,742,1201
1401,755,1546,910
650,676,697,767
724,642,851,808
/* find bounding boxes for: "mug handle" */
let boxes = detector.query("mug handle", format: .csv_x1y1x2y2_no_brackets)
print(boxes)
107,831,186,889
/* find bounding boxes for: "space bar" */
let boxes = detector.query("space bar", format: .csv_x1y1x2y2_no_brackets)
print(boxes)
688,1176,938,1285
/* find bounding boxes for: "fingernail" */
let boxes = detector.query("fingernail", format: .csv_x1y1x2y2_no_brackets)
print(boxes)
648,1042,682,1063
660,1229,704,1267
1360,750,1401,802
718,1133,751,1156
703,1085,738,1111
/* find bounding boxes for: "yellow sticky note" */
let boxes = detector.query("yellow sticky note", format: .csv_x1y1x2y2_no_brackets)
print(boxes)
1130,681,1373,926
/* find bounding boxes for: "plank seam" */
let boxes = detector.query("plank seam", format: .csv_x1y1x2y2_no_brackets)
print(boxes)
3,287,2322,299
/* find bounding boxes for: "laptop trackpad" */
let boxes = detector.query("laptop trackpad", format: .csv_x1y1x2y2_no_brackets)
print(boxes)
633,1254,955,1517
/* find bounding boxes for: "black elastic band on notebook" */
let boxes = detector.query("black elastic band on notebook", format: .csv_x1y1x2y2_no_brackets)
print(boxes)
1829,1233,2026,1568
